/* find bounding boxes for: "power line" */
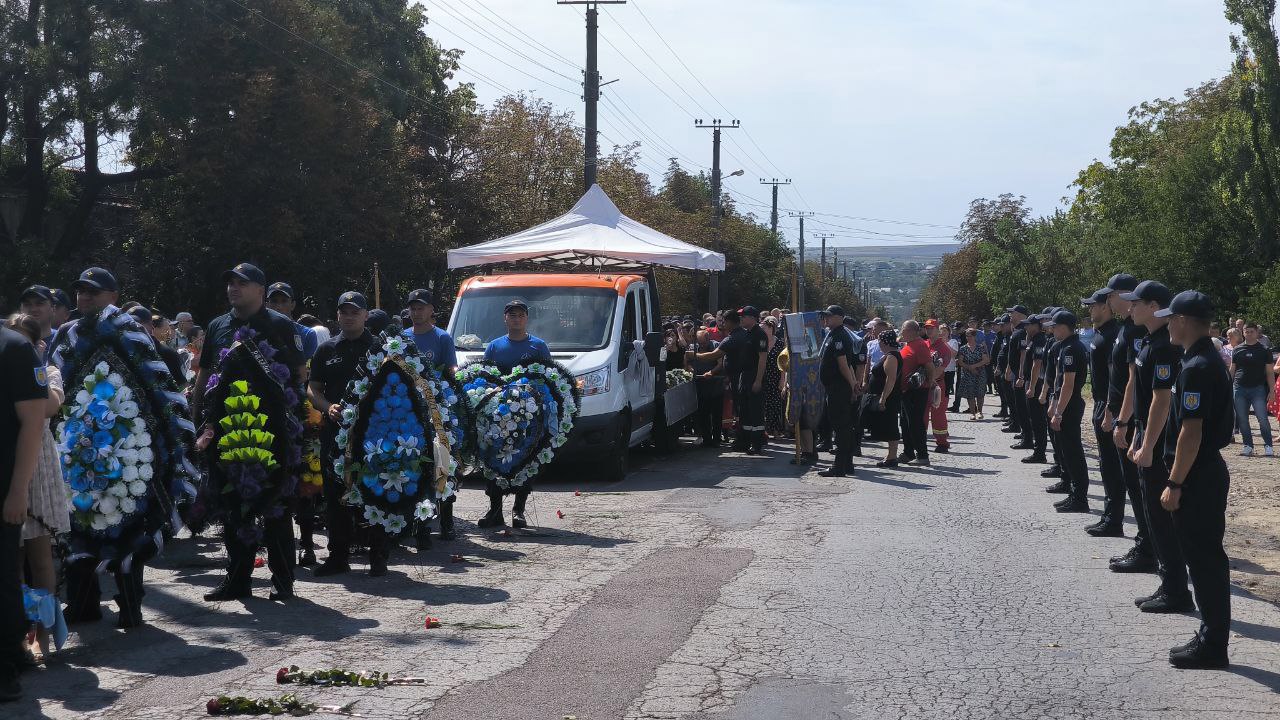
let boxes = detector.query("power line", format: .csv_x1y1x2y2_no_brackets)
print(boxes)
469,0,583,70
430,0,581,84
427,16,579,96
600,5,712,118
807,216,955,239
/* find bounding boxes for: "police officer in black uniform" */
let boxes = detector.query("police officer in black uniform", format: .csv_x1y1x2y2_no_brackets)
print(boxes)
196,262,307,602
1003,306,1030,439
818,306,859,478
1017,314,1049,463
1081,288,1125,536
843,315,870,458
1038,308,1065,478
991,316,1010,419
1044,310,1090,513
1159,290,1233,669
307,292,380,577
1101,273,1156,571
1115,280,1193,614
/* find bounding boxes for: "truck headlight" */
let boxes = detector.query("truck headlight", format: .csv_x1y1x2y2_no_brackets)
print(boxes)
575,366,610,396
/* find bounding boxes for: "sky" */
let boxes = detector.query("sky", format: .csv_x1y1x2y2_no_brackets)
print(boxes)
420,0,1238,247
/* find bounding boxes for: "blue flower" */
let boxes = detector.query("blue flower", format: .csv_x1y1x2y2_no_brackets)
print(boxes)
87,399,110,420
72,492,93,512
78,448,96,464
405,482,417,495
93,382,117,400
386,490,400,503
64,420,84,436
92,430,114,449
374,398,388,412
69,476,89,492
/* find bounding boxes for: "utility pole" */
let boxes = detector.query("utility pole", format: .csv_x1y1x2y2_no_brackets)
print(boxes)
696,118,740,310
559,1,626,192
815,233,834,285
759,178,791,245
789,211,813,311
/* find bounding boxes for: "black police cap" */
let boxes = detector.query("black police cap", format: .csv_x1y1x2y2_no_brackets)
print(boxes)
824,304,846,317
1119,280,1173,308
267,282,294,299
128,306,152,326
20,285,53,303
337,291,368,310
740,305,761,317
1080,288,1111,306
50,288,71,308
407,289,434,306
72,267,119,292
1102,273,1139,294
1043,309,1078,328
1155,290,1214,320
222,262,266,286
366,309,390,333
1006,304,1030,316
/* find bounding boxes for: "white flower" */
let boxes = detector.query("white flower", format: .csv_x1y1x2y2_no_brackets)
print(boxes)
365,352,386,372
498,446,517,464
121,465,139,482
414,501,436,521
97,495,119,514
106,373,125,389
407,356,424,373
120,448,140,466
119,497,137,514
352,379,370,397
137,447,154,464
115,386,133,403
342,486,362,506
333,457,346,475
384,514,407,534
363,505,385,524
108,482,130,498
134,432,152,448
117,401,139,419
91,515,110,530
104,510,123,526
138,464,154,481
395,436,420,456
75,389,92,406
341,406,358,424
95,361,110,376
379,472,407,493
384,336,407,355
128,480,147,497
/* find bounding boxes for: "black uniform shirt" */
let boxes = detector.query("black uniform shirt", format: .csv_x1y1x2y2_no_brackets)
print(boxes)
819,325,856,388
1054,335,1089,411
1042,337,1061,396
993,332,1008,373
1108,318,1147,416
201,305,304,372
0,327,48,497
310,330,378,405
1089,319,1119,414
1022,332,1046,390
728,324,770,388
1134,324,1179,447
718,326,749,380
1165,336,1233,467
1007,328,1027,379
1231,342,1270,388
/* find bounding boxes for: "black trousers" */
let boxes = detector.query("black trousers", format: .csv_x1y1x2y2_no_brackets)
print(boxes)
735,386,766,451
826,384,855,470
1093,407,1126,528
1014,381,1032,435
1137,443,1189,599
900,387,929,461
486,478,531,513
1173,454,1231,647
65,550,152,622
694,379,724,443
1056,403,1088,503
1117,425,1152,556
1027,394,1048,452
323,470,354,563
223,512,295,593
996,375,1013,419
0,522,24,682
944,370,956,399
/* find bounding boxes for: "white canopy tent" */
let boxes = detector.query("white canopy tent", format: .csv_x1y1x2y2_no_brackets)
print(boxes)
446,184,725,272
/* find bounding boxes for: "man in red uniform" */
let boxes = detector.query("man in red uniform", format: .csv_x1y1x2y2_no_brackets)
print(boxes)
898,320,935,466
924,319,953,452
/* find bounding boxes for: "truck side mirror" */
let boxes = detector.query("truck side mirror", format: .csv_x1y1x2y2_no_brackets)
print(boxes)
643,331,663,365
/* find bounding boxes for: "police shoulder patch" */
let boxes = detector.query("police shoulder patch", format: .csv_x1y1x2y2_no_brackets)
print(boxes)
294,334,304,351
1156,364,1171,380
1183,391,1201,411
33,366,48,387
1063,355,1074,367
834,342,843,350
1133,338,1142,352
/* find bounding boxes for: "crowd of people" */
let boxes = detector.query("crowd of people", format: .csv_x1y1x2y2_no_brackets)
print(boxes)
0,266,1256,702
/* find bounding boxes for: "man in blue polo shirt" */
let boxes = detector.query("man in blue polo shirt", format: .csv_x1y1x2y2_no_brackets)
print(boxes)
405,289,458,371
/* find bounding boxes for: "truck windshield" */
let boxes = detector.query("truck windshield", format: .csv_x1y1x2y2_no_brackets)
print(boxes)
452,286,618,352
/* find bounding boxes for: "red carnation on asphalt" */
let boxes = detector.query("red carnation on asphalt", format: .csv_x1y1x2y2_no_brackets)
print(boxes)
206,698,223,715
556,510,565,519
424,616,441,629
574,490,581,496
276,667,289,684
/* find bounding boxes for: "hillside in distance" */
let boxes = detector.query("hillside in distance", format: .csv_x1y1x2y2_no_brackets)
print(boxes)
822,242,962,322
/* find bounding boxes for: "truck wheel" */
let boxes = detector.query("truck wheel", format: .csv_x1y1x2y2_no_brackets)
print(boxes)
605,415,631,482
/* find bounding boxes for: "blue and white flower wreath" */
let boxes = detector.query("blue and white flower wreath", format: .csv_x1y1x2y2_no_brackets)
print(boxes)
333,333,471,534
53,306,197,573
455,359,580,491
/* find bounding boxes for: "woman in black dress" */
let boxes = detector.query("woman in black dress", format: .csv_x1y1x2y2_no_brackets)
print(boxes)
762,317,786,437
862,329,904,468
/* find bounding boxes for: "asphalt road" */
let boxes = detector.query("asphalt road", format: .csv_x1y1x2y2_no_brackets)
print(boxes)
15,404,1280,719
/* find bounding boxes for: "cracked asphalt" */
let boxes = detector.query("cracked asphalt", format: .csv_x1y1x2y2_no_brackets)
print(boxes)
14,406,1280,719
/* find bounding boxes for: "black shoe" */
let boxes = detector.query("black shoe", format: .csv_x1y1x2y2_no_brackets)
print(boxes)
1109,548,1157,573
203,584,252,602
1054,500,1090,514
802,452,819,465
994,411,1008,418
899,453,916,463
312,560,351,577
1135,587,1163,607
818,467,847,477
477,510,506,528
269,587,295,601
814,443,832,453
1040,465,1062,478
1045,480,1070,494
298,549,317,567
113,594,144,629
438,528,457,541
1011,442,1034,450
1021,452,1047,464
511,512,528,529
1001,426,1020,433
948,405,961,413
744,447,761,455
875,458,899,468
1169,636,1229,669
1141,593,1196,614
1085,522,1124,538
907,457,931,466
0,675,21,703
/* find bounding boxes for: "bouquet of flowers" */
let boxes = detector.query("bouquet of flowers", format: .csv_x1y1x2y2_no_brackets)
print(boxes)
333,333,470,535
53,306,196,571
456,360,580,490
203,328,302,546
299,399,324,497
665,368,693,389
